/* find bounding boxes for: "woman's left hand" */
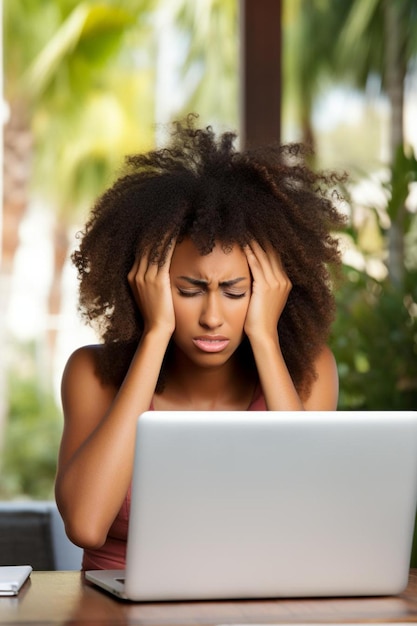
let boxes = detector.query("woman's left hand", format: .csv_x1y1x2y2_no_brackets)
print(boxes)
243,241,292,343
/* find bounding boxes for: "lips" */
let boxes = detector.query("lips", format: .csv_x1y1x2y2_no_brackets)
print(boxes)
192,336,230,353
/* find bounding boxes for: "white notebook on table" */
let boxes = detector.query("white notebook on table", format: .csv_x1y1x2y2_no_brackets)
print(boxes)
0,565,32,596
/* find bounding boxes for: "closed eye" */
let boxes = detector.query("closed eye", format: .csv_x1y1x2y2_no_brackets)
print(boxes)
177,288,202,297
224,291,247,299
177,288,247,299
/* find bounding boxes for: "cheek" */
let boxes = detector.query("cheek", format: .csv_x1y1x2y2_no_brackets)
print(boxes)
230,298,250,327
241,299,251,321
172,293,194,325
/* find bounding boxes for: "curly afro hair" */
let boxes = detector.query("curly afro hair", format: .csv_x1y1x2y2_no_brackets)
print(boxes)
72,115,347,400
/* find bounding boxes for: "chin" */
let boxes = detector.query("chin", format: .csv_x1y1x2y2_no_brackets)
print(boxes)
181,348,235,368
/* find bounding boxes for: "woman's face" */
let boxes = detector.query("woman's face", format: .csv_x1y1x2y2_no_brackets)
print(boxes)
169,238,251,368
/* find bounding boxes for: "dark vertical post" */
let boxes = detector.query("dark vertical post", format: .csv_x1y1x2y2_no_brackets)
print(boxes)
239,0,282,149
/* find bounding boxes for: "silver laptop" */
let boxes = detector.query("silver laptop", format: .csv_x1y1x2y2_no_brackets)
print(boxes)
86,410,417,601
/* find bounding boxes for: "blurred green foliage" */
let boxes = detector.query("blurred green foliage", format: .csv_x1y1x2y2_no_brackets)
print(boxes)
0,343,62,499
331,267,417,410
331,144,417,410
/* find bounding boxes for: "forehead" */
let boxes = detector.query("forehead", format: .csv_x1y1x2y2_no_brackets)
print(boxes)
170,239,250,280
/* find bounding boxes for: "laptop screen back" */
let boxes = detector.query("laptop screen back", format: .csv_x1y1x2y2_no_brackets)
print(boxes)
124,410,417,601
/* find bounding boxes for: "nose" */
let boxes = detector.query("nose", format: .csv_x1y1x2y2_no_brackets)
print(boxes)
199,293,224,329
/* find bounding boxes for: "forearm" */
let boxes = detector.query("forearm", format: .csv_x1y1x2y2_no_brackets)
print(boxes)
249,334,304,411
56,330,170,548
56,416,136,549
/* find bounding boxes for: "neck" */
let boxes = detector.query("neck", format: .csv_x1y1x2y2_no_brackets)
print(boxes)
160,349,256,411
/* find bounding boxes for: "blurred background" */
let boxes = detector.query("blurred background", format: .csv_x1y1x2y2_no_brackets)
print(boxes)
1,0,416,502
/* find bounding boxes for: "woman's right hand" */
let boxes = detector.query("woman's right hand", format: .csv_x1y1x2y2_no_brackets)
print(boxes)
127,239,176,336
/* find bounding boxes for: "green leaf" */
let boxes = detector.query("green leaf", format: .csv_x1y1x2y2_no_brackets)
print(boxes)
386,145,417,224
23,3,135,99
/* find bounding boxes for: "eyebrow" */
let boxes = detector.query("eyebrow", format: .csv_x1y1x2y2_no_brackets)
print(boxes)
176,276,249,288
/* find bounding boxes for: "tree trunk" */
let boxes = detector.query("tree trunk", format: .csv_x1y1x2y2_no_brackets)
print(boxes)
47,219,69,367
0,100,32,454
383,0,406,288
240,0,282,148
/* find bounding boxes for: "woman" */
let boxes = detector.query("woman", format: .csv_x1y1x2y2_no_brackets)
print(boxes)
55,116,346,570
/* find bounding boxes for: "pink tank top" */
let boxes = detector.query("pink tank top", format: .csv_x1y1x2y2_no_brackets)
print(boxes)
82,389,267,570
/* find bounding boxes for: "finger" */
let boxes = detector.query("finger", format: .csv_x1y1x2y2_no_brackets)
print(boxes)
250,241,279,269
127,248,154,293
163,235,176,267
127,253,141,284
147,236,176,279
146,233,176,271
141,237,178,282
253,241,289,278
129,233,177,285
246,242,292,292
245,242,275,282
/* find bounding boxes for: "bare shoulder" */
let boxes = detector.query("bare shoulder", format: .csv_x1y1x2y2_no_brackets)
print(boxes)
63,343,102,372
59,345,117,468
304,345,339,410
62,344,105,394
61,344,116,406
314,344,337,374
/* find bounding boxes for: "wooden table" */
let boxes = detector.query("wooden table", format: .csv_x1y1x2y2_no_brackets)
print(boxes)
2,570,417,625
